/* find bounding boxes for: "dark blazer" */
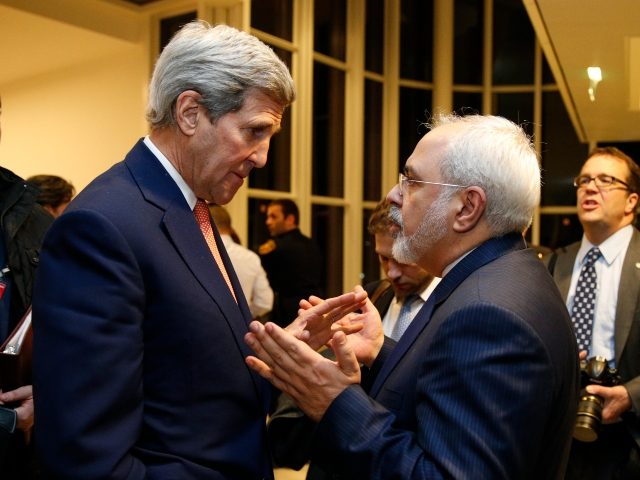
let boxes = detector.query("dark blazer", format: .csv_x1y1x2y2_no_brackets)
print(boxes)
310,234,579,479
549,228,640,443
32,140,273,480
259,229,324,327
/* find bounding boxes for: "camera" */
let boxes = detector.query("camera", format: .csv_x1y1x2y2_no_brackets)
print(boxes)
574,356,621,442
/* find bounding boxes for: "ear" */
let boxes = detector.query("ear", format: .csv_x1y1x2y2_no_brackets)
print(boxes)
175,90,202,136
452,186,486,233
625,192,639,215
284,214,297,227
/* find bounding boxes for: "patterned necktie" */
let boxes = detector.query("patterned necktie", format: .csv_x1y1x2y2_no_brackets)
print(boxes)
571,247,602,352
193,200,237,303
391,294,421,341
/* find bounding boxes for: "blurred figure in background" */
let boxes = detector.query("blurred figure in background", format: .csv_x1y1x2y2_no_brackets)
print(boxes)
546,146,640,480
209,204,274,319
26,175,75,218
0,95,53,478
259,199,324,327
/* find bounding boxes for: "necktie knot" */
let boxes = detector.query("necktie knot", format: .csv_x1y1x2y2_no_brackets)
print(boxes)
390,293,421,341
194,200,210,226
583,247,602,267
402,294,420,309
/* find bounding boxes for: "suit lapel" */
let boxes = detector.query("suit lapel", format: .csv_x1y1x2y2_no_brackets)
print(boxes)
553,243,580,302
124,140,264,391
370,234,526,397
614,229,640,360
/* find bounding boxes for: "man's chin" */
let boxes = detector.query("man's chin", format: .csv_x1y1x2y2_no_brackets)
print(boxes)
393,239,417,265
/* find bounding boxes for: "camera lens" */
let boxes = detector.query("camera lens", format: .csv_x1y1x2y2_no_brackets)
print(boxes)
574,391,603,442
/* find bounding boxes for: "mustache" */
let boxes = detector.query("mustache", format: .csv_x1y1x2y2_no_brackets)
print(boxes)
389,205,403,228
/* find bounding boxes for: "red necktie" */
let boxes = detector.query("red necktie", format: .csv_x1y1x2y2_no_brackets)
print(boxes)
193,200,237,303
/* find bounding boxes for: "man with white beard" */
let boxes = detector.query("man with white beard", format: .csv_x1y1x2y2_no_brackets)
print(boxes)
245,114,580,479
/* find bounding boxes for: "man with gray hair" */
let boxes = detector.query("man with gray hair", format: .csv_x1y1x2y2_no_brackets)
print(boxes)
245,114,580,479
32,21,295,479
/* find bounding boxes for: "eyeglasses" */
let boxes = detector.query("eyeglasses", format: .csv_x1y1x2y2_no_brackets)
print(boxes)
398,173,467,194
573,174,631,190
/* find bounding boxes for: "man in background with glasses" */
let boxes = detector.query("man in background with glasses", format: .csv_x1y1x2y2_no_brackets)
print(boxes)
547,147,640,479
246,114,579,479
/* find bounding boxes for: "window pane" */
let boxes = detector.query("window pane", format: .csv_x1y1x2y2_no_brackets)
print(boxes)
247,199,271,252
313,63,345,197
492,0,534,84
364,79,383,201
399,88,432,172
453,91,482,116
492,92,534,138
315,0,346,60
312,204,343,296
454,0,483,85
250,48,292,191
541,91,589,206
400,0,434,82
251,0,293,40
361,208,379,286
540,214,583,250
159,12,197,51
366,0,385,73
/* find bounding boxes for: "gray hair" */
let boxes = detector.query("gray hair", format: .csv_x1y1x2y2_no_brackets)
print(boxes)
146,21,295,128
429,114,540,235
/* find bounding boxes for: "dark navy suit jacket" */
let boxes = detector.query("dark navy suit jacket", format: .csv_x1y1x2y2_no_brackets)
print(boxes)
311,234,580,479
32,140,273,479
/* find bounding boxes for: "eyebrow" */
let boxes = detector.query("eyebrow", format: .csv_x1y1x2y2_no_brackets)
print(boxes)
249,121,282,135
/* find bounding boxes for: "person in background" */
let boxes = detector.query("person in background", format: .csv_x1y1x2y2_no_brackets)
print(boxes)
26,175,75,218
32,21,296,479
268,198,439,479
209,204,274,319
259,199,324,327
246,114,579,479
0,96,53,478
546,146,640,479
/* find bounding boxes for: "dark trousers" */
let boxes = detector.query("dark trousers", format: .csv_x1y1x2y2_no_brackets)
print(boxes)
565,422,640,480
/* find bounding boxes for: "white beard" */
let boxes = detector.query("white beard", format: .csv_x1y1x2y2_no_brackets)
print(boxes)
391,192,450,265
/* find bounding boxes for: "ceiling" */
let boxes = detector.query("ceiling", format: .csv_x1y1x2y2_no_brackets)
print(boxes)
1,0,638,144
524,0,640,143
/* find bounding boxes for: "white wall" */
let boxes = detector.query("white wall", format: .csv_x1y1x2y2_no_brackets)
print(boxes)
0,45,148,192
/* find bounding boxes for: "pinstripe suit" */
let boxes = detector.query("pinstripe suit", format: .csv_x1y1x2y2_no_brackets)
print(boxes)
308,234,579,479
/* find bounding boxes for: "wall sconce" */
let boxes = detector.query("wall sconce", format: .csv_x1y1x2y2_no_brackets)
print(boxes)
587,66,602,102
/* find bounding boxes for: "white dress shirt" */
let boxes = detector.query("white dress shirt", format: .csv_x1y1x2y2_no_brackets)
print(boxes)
382,277,441,339
566,224,633,364
219,234,274,318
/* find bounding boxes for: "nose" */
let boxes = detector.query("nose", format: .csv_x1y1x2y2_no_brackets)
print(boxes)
387,259,402,280
252,138,271,169
583,178,599,193
387,184,402,205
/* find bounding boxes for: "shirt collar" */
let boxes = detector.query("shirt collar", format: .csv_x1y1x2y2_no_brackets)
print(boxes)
143,136,197,210
578,224,633,266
